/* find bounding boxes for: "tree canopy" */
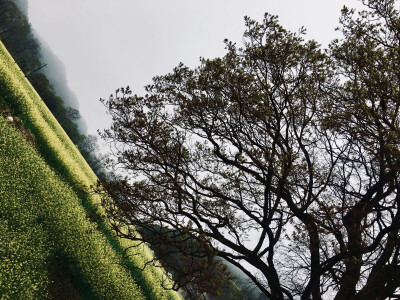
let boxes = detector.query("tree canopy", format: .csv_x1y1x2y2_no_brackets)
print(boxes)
98,1,400,299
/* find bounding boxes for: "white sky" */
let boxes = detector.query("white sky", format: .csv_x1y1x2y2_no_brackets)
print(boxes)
27,0,364,137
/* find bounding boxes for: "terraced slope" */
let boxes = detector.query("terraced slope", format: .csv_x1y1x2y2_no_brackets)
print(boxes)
0,41,180,299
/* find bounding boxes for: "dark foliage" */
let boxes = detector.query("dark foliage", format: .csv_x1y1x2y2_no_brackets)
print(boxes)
137,225,237,298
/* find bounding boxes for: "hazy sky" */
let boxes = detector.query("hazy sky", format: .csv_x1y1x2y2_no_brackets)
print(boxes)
27,0,364,137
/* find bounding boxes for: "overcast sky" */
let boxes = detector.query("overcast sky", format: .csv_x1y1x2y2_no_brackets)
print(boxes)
27,0,364,137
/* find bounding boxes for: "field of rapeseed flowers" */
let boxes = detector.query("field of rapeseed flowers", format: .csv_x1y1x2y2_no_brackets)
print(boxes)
0,40,180,299
0,116,146,299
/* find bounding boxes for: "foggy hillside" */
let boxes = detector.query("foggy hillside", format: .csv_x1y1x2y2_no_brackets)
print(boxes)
13,0,88,133
220,258,269,300
33,30,88,132
12,0,28,15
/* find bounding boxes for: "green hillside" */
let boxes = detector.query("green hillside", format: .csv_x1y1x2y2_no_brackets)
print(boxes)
0,40,181,299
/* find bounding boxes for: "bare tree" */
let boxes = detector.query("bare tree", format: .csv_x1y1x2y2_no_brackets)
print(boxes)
98,1,400,299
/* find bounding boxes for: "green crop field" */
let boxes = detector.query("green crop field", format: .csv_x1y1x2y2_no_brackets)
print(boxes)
0,41,180,299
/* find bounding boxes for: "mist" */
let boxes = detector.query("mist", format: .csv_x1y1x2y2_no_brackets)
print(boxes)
33,31,88,133
12,0,28,15
7,0,89,133
26,0,366,138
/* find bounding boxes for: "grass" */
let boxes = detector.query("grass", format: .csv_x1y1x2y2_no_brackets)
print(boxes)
0,40,181,299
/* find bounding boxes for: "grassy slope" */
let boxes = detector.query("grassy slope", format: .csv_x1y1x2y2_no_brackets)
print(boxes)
0,117,145,299
0,41,180,299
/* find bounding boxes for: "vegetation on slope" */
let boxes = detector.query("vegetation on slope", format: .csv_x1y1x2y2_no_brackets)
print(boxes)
0,116,144,299
0,0,109,181
0,38,180,299
0,1,253,298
